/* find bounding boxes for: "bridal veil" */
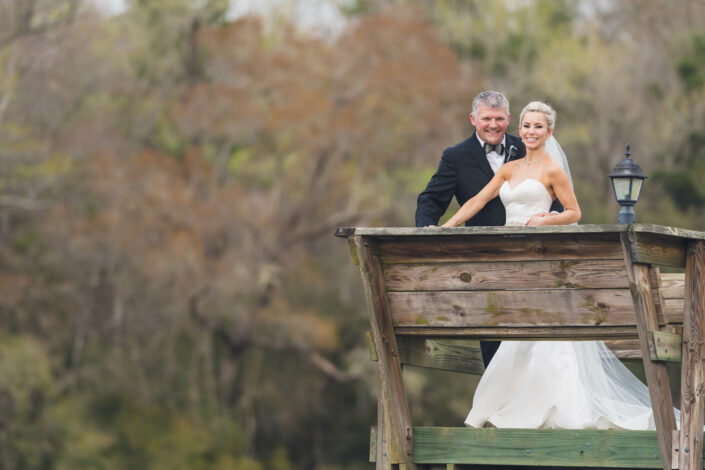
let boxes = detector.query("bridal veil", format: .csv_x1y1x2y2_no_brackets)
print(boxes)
545,135,573,186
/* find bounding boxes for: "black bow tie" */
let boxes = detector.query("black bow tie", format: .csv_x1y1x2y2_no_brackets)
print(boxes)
483,142,505,155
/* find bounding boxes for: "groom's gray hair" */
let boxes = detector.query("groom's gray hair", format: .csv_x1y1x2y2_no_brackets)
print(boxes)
472,91,510,117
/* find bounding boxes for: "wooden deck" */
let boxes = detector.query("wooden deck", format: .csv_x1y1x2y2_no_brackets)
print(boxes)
337,224,705,470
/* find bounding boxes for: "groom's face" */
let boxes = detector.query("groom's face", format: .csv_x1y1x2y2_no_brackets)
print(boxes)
470,105,510,146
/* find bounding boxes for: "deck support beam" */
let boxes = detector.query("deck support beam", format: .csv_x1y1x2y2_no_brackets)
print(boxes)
622,232,677,470
679,240,705,470
356,236,415,469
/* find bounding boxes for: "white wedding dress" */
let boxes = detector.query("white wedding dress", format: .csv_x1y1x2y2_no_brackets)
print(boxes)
464,178,674,430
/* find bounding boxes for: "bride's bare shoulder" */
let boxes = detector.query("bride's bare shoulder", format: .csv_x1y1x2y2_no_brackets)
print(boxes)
545,159,570,182
497,160,518,177
503,159,522,174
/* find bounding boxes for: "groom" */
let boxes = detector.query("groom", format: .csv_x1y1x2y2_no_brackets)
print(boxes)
415,90,563,366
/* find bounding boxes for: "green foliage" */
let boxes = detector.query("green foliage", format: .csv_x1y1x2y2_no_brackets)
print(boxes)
676,34,705,92
2,1,705,470
0,335,60,469
52,392,252,470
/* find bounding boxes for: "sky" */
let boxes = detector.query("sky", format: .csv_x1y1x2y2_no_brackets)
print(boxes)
88,0,348,33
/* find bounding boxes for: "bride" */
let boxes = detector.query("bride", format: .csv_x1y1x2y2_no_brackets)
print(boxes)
442,101,666,430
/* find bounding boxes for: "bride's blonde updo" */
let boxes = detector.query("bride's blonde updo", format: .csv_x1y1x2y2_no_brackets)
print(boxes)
520,101,557,130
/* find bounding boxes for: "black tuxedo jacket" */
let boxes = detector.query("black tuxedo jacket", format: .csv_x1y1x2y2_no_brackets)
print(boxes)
415,132,563,227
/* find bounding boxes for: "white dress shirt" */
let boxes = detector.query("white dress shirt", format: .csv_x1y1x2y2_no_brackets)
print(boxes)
476,135,507,174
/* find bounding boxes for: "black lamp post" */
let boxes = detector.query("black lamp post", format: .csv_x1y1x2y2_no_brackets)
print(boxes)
608,144,647,224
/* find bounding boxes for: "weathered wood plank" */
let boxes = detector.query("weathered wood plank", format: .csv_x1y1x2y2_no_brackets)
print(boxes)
605,333,683,362
336,223,705,240
355,236,413,465
606,339,644,360
377,387,392,469
338,225,630,237
367,336,486,375
648,331,682,363
395,326,639,340
417,467,668,470
663,299,685,324
347,238,359,265
632,225,705,242
661,274,685,299
679,240,705,470
413,427,666,468
384,260,629,292
649,266,666,325
673,429,680,470
377,235,625,264
396,338,485,375
630,232,687,268
622,232,677,470
367,331,378,361
388,289,636,328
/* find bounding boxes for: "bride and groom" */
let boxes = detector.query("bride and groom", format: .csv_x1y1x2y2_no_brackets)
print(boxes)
415,91,668,430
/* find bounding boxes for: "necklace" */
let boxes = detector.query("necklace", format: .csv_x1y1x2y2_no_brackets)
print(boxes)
525,153,547,165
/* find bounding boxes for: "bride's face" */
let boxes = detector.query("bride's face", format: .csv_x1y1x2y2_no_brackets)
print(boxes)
520,112,553,151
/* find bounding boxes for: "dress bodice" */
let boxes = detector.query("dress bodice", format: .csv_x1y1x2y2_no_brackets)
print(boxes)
499,179,552,226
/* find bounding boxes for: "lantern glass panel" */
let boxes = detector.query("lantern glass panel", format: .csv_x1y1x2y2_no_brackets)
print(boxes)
630,178,643,201
612,177,634,202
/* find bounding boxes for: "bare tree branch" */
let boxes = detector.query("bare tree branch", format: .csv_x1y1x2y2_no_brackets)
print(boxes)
0,195,47,210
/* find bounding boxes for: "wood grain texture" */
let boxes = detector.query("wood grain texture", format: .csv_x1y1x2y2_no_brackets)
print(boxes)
336,223,705,240
632,224,705,242
347,238,359,265
395,338,485,375
376,387,393,469
355,236,413,465
606,339,644,360
650,266,667,325
622,233,677,470
661,273,686,299
413,427,666,468
679,241,705,470
338,224,629,237
336,225,705,470
366,331,378,361
383,260,629,292
664,299,685,324
630,232,687,268
377,235,625,264
387,289,636,328
368,337,486,375
395,325,639,340
648,331,683,363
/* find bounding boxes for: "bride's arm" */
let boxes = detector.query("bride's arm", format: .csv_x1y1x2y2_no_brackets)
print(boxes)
528,166,581,226
442,166,509,228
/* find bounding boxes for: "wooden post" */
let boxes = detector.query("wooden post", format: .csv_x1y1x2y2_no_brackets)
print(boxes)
622,232,677,470
679,240,705,470
355,236,415,468
377,387,392,470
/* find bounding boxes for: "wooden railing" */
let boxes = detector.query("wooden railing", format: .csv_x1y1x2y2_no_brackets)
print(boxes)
336,224,705,470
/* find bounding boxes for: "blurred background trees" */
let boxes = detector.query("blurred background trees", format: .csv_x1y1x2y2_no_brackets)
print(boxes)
0,0,704,468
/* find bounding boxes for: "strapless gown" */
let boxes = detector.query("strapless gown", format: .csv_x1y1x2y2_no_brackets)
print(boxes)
464,179,672,430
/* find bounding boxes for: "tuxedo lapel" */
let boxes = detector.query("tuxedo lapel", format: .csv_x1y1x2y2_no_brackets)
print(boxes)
469,132,495,179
